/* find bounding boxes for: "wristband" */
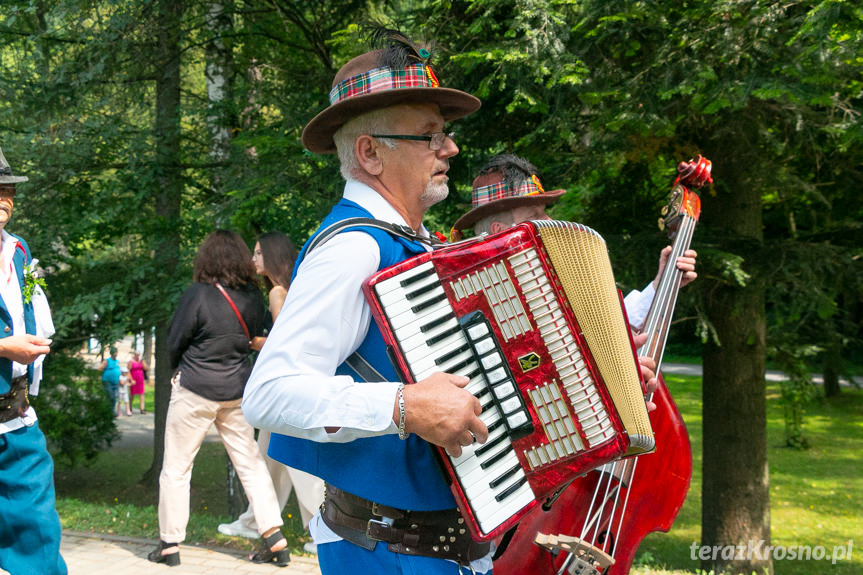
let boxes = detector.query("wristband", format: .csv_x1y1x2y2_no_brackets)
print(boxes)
397,383,408,440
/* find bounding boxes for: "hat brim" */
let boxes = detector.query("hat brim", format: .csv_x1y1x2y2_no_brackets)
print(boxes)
453,189,566,231
302,88,481,154
0,175,27,185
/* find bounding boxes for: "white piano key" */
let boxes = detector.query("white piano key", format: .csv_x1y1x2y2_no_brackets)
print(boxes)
477,482,536,533
374,262,435,296
395,319,460,353
404,331,466,364
380,285,447,318
388,297,453,330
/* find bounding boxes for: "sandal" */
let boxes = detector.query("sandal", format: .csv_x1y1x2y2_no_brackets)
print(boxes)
250,531,290,566
147,540,180,567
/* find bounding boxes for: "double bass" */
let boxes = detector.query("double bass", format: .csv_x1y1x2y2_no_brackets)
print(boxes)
492,156,712,575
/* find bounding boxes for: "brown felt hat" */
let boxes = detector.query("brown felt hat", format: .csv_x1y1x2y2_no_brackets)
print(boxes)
0,147,28,185
452,167,565,232
302,49,481,154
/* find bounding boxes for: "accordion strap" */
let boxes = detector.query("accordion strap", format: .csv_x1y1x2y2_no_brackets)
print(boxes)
305,217,438,385
304,217,442,256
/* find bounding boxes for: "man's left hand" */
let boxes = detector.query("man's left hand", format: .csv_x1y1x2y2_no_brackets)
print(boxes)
632,332,658,413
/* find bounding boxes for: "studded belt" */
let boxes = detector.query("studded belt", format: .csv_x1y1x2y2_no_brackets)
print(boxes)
0,376,30,424
320,483,490,564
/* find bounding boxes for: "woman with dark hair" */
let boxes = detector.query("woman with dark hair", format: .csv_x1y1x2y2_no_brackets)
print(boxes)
218,232,324,555
149,230,289,568
254,231,298,320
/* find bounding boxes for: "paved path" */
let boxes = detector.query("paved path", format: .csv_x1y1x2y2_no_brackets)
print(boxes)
60,531,321,574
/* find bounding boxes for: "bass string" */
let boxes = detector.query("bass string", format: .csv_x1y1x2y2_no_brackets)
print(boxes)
569,207,697,568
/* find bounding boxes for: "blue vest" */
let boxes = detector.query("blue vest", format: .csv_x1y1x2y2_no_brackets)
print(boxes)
267,198,456,511
0,234,37,394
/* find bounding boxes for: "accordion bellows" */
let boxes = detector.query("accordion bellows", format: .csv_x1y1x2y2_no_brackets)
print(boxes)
534,220,654,455
364,220,655,541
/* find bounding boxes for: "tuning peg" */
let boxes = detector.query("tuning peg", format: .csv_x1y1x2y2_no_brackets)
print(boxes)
657,217,665,231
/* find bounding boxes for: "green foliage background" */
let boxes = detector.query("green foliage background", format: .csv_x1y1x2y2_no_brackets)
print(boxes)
1,0,859,369
0,2,861,570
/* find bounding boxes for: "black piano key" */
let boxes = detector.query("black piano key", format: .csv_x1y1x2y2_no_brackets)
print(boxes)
479,445,512,470
489,463,522,489
425,325,462,346
420,313,456,333
485,419,504,434
412,292,447,313
400,267,435,288
474,387,490,401
494,476,529,502
405,281,439,300
464,366,482,380
480,397,494,411
434,344,470,366
475,432,509,457
442,356,474,374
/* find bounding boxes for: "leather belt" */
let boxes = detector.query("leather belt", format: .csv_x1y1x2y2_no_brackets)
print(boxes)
0,376,30,424
320,483,490,564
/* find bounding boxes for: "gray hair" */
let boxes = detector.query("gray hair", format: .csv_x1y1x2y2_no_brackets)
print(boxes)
333,108,399,181
473,210,514,236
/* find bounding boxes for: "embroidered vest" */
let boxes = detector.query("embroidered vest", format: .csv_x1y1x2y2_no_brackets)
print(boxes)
267,198,456,511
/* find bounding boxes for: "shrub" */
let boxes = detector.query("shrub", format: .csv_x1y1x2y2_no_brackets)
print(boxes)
31,353,119,467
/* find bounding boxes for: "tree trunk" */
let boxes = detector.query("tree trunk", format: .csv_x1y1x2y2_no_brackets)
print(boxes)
205,0,235,207
822,344,841,398
700,152,772,575
142,0,183,489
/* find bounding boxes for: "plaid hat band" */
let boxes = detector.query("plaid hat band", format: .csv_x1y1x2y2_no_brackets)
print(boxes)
329,63,440,106
472,174,546,208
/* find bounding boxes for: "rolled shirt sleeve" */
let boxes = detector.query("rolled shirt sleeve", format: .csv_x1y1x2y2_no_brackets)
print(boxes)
623,282,656,331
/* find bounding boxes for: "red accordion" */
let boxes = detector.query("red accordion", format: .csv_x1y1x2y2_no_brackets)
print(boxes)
363,221,654,541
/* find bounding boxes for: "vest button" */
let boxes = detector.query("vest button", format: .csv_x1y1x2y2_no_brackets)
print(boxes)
3,327,9,333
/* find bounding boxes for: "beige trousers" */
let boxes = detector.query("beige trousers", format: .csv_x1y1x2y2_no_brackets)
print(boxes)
158,381,283,542
232,429,325,529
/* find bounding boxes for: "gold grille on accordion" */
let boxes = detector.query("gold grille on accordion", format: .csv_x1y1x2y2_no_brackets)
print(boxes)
533,220,655,455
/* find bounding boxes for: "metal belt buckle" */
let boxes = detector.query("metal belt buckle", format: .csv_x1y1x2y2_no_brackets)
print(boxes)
366,518,389,541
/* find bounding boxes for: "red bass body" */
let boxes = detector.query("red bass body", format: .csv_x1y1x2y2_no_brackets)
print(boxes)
492,373,692,574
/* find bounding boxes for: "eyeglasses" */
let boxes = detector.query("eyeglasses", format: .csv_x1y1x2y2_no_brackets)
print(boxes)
369,131,455,151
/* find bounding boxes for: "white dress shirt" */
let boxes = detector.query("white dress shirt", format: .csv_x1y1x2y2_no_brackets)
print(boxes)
623,282,656,331
243,181,408,441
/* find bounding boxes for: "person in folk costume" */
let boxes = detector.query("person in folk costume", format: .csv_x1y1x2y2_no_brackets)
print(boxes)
0,146,66,575
246,27,608,574
452,154,698,335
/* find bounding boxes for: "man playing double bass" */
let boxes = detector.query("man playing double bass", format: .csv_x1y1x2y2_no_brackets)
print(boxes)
452,153,699,574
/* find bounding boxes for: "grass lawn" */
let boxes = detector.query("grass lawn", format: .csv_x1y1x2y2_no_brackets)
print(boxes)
52,375,862,573
631,375,862,575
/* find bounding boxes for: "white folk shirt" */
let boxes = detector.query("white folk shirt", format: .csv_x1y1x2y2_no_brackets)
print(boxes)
242,181,655,566
0,229,37,433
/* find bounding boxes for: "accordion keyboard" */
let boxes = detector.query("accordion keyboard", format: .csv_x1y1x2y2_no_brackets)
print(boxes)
374,261,537,534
